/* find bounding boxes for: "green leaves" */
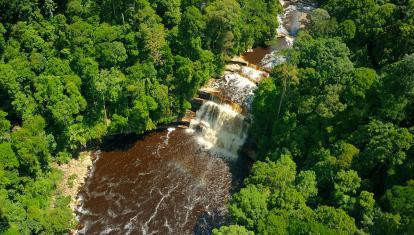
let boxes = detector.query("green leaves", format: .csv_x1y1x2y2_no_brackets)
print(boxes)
212,225,254,235
0,111,11,139
227,153,362,234
315,206,359,233
96,41,127,67
296,170,318,199
138,22,167,64
354,120,413,178
33,75,86,127
379,54,414,123
334,170,361,195
248,5,414,234
205,0,242,54
229,185,270,230
383,185,414,220
379,185,414,234
244,154,296,190
296,38,353,78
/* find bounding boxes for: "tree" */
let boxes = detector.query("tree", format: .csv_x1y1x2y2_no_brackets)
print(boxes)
204,0,242,54
151,0,182,28
11,116,54,177
212,225,254,235
238,0,281,46
271,64,299,120
372,212,402,235
43,0,57,18
334,170,361,195
332,142,360,170
0,0,38,24
229,185,270,230
269,187,307,211
176,6,206,59
308,8,338,38
315,206,360,233
296,170,318,199
33,74,87,128
257,213,288,235
0,23,6,53
95,68,125,124
296,38,353,79
0,142,19,188
96,41,127,67
379,54,414,124
355,191,376,230
381,185,414,232
343,67,378,124
354,120,413,181
337,19,356,41
138,23,167,64
287,219,338,235
251,77,279,154
332,170,361,212
244,154,296,190
0,111,10,139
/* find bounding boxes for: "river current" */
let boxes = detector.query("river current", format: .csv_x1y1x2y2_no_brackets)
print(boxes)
76,128,250,234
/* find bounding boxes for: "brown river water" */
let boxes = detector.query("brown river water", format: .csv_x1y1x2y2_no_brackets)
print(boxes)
76,128,251,234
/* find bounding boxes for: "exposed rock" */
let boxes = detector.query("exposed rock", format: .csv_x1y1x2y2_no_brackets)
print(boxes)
229,56,248,66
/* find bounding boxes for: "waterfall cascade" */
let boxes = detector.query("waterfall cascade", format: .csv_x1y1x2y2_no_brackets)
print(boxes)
188,101,250,157
187,59,265,158
187,71,259,158
186,0,315,159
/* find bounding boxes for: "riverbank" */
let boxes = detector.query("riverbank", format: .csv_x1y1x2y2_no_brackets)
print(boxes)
54,151,93,212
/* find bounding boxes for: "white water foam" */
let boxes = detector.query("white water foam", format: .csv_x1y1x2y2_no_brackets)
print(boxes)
211,71,257,109
188,101,249,159
261,0,316,70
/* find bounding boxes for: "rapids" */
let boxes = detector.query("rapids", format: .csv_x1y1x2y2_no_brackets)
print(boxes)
76,129,250,234
252,0,317,70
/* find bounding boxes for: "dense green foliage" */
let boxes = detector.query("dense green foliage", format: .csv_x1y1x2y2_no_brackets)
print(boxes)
222,0,414,234
0,0,281,233
313,0,414,68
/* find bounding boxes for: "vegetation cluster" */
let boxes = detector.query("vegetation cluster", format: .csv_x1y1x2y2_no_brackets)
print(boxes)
0,0,281,233
216,0,414,234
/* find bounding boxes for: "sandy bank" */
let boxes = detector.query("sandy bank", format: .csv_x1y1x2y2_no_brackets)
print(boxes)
55,151,93,211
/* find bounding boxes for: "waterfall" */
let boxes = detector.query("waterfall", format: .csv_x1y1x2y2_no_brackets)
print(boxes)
186,0,316,158
187,64,261,158
187,101,250,158
211,71,258,110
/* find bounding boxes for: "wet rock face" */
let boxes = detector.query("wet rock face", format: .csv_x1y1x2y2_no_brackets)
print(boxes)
211,72,257,110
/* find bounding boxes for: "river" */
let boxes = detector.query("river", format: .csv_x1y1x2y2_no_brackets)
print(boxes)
76,1,315,234
76,128,251,234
